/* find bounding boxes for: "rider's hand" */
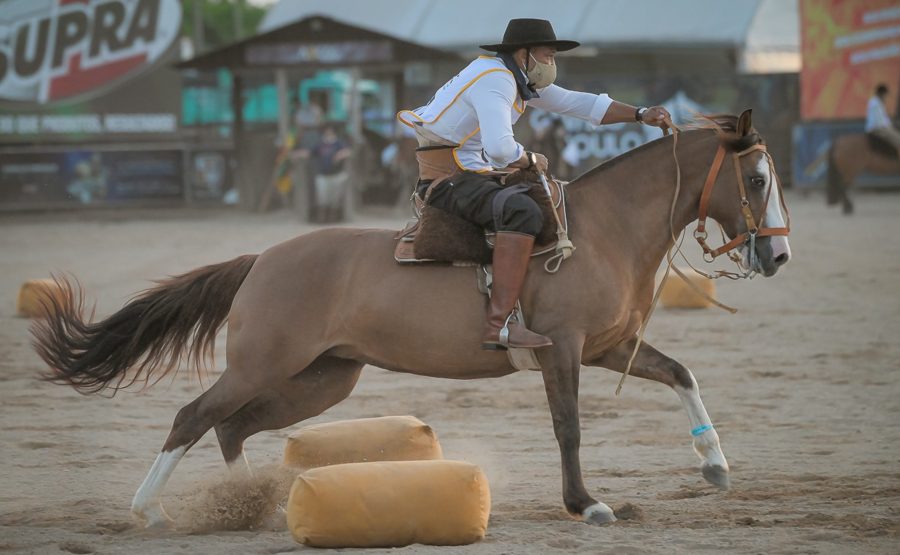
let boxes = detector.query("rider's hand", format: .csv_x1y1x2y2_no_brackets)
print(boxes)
640,106,672,128
512,151,549,175
532,152,549,175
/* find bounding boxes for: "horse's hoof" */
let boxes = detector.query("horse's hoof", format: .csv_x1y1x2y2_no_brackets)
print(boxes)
132,503,175,529
842,202,854,215
581,503,617,525
702,463,730,490
144,516,176,530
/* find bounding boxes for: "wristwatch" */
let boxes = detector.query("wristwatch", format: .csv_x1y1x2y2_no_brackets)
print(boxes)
525,151,537,170
635,107,648,122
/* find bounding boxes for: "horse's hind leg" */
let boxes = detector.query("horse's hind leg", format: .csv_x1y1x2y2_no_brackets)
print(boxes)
829,146,856,214
130,365,274,527
591,338,730,489
214,356,363,466
538,335,617,525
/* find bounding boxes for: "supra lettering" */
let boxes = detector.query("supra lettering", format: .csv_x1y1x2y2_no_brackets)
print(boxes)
0,0,162,85
90,2,128,58
124,0,161,47
13,18,51,79
52,10,90,68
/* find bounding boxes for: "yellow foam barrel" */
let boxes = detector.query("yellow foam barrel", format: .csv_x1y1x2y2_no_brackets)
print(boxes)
283,415,443,468
287,460,491,547
659,268,717,309
16,279,69,318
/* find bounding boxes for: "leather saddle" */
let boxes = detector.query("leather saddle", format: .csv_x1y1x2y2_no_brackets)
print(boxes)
394,174,569,265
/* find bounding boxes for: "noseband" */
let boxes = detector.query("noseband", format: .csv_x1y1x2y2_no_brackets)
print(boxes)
693,143,791,272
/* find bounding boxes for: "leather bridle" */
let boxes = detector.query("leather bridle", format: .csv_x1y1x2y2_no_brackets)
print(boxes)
618,124,792,395
693,142,791,271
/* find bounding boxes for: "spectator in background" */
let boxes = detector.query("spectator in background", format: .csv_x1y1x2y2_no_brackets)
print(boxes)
288,99,325,216
309,124,352,223
294,100,324,135
866,83,900,156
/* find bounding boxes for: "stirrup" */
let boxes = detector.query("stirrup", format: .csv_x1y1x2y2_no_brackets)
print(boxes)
498,311,514,348
481,311,516,351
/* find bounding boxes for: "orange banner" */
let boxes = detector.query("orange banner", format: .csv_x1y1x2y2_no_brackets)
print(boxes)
800,0,900,120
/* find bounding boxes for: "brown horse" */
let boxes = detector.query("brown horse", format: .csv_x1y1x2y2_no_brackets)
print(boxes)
33,110,791,528
827,132,900,214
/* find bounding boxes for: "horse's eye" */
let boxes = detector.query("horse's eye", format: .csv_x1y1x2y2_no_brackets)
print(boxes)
750,176,766,188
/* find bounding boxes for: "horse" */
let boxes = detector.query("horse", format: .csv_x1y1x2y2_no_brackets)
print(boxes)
33,110,791,528
826,132,900,214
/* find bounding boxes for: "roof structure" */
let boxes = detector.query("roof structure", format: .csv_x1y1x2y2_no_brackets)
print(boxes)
260,0,799,72
177,14,460,71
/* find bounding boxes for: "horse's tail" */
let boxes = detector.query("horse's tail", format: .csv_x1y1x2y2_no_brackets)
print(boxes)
826,142,843,206
32,254,259,395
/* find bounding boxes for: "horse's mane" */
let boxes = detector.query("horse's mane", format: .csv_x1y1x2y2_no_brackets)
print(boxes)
572,113,764,184
687,113,765,152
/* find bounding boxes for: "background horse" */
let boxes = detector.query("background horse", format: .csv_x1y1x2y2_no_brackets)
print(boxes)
33,111,791,528
827,132,900,214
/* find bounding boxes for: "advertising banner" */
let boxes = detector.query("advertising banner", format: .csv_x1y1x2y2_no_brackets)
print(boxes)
800,0,900,120
0,0,183,143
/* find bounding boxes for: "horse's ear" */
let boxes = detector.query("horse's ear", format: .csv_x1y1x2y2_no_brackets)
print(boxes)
737,109,753,136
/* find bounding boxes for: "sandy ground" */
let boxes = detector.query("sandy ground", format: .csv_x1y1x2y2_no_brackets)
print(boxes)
1,192,899,555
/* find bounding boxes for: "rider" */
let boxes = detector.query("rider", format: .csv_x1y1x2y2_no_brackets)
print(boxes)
398,19,671,350
866,83,900,156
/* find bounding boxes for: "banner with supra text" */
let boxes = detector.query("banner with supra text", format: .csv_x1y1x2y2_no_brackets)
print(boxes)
0,0,183,143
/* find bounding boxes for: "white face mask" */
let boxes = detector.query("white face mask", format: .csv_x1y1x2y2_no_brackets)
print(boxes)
525,53,556,89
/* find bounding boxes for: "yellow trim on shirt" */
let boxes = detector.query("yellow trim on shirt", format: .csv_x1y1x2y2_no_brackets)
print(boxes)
513,95,525,114
396,109,422,128
396,67,514,128
480,56,524,113
452,126,485,172
452,127,495,173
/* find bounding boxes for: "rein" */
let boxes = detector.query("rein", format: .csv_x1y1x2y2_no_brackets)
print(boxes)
615,119,790,395
615,119,683,395
539,173,575,273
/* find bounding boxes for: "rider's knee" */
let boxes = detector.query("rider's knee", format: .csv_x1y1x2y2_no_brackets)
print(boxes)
499,194,542,236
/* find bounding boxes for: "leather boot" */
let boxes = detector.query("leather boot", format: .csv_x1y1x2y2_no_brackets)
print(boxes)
482,232,553,350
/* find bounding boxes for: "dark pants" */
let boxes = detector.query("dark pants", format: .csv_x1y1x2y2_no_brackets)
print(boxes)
418,172,543,236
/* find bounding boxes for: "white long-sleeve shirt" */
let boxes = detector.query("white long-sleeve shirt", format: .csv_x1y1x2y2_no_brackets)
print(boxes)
865,95,892,132
398,56,613,172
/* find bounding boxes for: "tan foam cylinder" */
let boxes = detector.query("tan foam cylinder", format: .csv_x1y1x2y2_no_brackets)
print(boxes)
16,279,69,318
660,268,717,309
283,415,443,468
287,460,491,547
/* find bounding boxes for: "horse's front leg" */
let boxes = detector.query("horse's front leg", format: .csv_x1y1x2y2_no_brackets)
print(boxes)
591,338,730,488
539,335,617,525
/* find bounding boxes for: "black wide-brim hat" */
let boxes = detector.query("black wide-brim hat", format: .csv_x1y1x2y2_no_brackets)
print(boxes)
480,18,580,52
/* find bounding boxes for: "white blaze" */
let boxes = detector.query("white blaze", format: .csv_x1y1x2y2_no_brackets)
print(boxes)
757,156,791,263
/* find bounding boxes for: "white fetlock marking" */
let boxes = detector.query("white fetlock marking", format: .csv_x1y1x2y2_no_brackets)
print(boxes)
131,446,186,526
582,502,616,521
675,375,729,472
142,503,175,528
692,427,729,470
